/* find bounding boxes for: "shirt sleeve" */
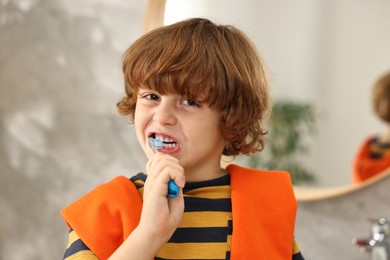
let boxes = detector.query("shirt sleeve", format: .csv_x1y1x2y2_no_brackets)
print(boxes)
63,229,99,260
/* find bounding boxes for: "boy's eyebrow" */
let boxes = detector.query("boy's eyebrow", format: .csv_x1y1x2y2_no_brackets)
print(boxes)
137,86,209,102
137,88,154,94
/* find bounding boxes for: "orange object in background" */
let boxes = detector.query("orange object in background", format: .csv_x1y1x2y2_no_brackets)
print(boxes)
353,137,390,183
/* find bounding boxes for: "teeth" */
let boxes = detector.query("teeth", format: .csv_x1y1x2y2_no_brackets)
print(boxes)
153,134,177,149
155,134,175,143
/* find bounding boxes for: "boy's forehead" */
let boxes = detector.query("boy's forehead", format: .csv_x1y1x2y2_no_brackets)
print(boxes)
137,86,208,99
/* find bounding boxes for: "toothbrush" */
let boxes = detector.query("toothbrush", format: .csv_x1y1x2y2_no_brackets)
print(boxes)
148,137,180,198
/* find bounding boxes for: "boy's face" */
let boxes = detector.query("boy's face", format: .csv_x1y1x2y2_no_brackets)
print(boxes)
134,88,226,181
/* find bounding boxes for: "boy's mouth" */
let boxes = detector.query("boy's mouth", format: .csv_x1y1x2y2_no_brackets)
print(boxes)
150,133,179,150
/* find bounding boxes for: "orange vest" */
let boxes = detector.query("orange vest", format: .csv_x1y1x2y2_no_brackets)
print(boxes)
61,164,297,260
353,137,390,183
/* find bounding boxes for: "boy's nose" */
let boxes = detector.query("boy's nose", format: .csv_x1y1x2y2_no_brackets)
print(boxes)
153,103,177,126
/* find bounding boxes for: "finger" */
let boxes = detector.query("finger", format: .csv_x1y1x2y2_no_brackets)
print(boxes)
144,162,184,192
146,154,182,179
155,166,184,186
150,166,184,195
170,170,185,188
146,153,179,173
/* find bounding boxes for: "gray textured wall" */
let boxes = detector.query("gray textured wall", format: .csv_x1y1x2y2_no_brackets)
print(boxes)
0,1,146,259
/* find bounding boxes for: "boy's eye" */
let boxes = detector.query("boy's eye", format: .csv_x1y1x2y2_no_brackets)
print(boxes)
142,93,160,101
182,99,199,107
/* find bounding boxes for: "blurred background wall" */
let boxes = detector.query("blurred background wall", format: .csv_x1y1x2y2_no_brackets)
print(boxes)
0,1,147,259
164,0,390,187
1,0,390,259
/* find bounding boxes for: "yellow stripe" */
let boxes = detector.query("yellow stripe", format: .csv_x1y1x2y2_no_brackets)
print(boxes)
226,216,232,252
66,230,80,249
64,250,99,260
370,145,390,154
179,211,231,228
370,146,386,153
137,187,144,197
133,179,144,186
293,238,301,254
184,185,231,198
157,242,227,259
226,235,232,253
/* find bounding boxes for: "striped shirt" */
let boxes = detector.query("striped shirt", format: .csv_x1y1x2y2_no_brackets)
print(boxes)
63,173,304,259
369,137,390,159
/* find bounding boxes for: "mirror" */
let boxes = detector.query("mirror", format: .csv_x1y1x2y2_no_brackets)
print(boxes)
146,0,390,188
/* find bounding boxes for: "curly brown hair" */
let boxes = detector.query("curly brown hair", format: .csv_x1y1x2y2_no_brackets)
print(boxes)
117,18,271,156
372,71,390,123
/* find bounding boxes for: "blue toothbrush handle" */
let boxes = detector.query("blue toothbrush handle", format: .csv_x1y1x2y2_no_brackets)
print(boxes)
148,137,179,198
168,179,179,198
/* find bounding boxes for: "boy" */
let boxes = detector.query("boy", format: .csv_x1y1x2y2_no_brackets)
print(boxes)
62,18,304,260
353,71,390,183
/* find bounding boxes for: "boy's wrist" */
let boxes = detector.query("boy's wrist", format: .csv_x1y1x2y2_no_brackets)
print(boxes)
132,225,169,253
109,226,165,260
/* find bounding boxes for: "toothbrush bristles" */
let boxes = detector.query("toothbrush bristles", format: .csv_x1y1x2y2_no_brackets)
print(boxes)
152,137,163,148
148,137,163,153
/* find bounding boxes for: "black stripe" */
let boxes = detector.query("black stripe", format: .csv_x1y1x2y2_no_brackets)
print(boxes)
184,197,231,212
63,239,90,259
372,138,390,148
370,152,384,159
293,252,305,260
129,172,231,192
169,227,229,243
184,174,230,191
227,219,233,235
130,172,146,182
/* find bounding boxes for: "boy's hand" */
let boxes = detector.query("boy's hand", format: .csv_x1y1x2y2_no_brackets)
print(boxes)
139,152,185,244
108,153,184,259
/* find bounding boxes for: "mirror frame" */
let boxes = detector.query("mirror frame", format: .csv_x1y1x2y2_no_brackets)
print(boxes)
143,0,166,33
294,168,390,201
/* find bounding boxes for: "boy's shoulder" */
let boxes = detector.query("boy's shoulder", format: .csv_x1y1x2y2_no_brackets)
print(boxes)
61,175,143,259
62,175,142,220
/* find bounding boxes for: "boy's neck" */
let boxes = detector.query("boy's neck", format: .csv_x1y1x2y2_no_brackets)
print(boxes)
184,164,228,182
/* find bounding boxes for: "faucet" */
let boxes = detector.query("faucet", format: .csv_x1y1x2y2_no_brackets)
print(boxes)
353,218,390,260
